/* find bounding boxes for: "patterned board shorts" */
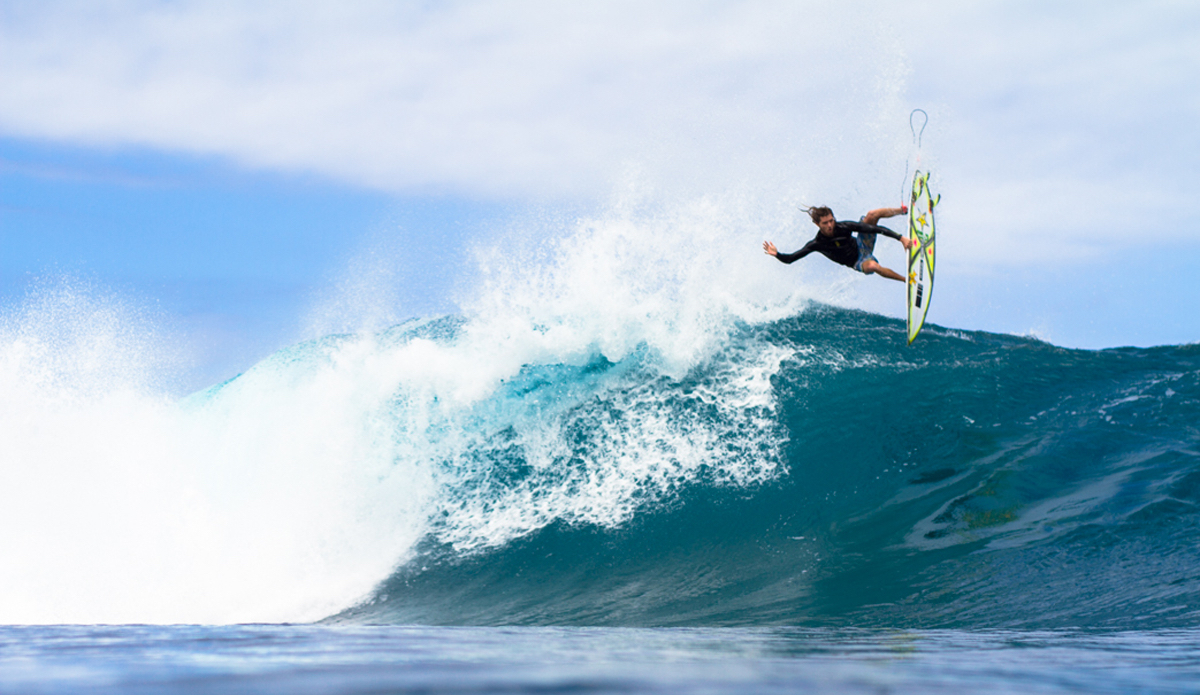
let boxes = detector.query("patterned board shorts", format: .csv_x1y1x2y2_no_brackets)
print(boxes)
853,218,878,274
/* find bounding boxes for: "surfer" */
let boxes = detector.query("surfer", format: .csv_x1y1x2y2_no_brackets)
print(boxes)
763,205,914,281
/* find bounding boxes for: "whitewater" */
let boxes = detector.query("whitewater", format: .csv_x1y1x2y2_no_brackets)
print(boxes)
0,195,800,624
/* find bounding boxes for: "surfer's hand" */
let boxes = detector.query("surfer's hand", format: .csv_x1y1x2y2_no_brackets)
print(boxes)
899,204,908,214
763,241,778,256
901,237,914,251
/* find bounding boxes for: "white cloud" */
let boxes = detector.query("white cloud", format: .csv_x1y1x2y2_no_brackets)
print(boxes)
1,0,1198,263
0,2,908,195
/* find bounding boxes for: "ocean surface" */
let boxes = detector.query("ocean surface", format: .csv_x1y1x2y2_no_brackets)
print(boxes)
3,297,1198,692
4,625,1200,694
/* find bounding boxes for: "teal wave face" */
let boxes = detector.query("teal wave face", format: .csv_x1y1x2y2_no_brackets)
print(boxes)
335,307,1200,628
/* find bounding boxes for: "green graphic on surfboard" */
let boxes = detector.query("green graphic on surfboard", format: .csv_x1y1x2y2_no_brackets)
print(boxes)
906,171,938,344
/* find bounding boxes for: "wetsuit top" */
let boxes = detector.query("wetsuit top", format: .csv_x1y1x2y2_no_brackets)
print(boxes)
774,220,902,269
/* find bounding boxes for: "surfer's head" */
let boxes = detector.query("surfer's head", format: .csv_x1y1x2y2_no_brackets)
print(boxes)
804,206,835,236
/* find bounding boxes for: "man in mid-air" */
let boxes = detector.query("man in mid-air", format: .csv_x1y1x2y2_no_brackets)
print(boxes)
763,205,913,281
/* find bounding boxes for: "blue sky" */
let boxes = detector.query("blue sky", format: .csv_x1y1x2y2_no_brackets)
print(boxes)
2,1,1198,390
2,136,507,385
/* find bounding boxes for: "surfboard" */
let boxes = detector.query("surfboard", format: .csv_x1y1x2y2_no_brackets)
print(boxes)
906,170,938,344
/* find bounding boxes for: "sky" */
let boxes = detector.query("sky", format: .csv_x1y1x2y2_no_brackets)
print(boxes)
2,0,1199,391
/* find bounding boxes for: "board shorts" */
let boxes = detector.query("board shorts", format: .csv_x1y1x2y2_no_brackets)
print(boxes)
853,218,878,273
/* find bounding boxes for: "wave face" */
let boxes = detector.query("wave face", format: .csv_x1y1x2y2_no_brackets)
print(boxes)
330,307,1200,629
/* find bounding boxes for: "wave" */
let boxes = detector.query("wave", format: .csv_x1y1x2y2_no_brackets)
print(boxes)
329,307,1200,629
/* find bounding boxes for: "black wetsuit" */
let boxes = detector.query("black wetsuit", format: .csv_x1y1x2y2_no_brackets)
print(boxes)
774,220,902,269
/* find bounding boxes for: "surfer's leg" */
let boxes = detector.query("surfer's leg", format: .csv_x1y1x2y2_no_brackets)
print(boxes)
862,206,908,225
854,232,879,273
855,230,903,281
860,260,905,282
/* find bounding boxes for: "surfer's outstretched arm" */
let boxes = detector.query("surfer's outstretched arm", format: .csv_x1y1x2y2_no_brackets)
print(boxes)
763,240,815,264
862,205,907,225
